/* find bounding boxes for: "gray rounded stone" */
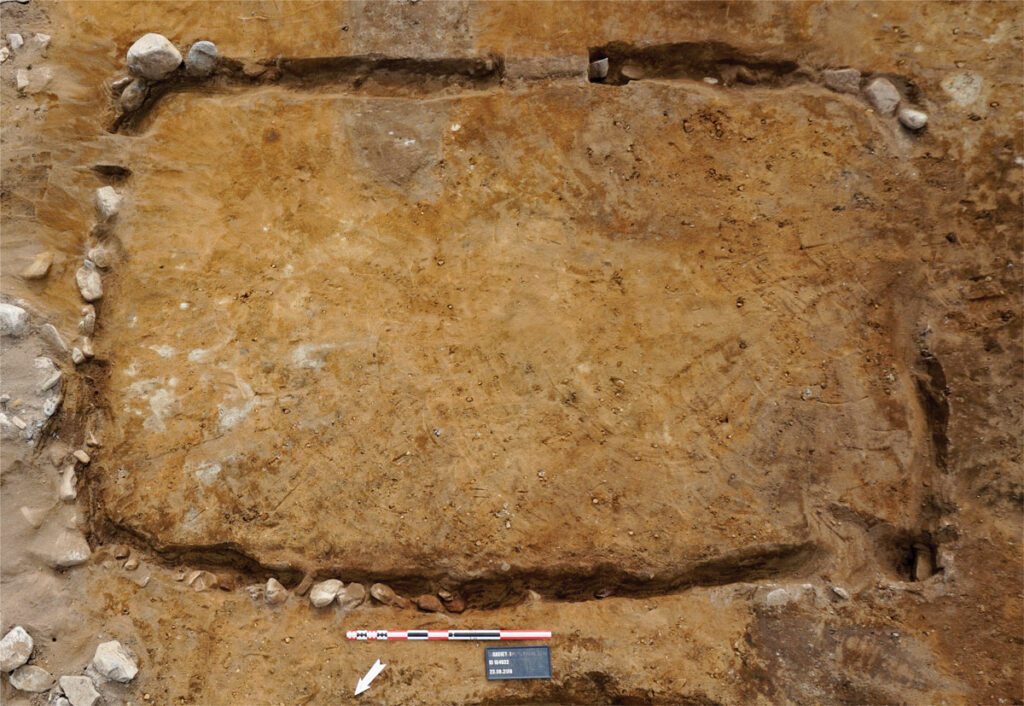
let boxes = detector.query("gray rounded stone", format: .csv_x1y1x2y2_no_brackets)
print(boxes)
9,664,54,692
186,40,218,77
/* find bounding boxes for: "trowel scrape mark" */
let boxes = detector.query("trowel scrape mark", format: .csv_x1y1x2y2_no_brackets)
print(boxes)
290,343,337,369
125,377,179,433
191,461,222,487
149,344,176,358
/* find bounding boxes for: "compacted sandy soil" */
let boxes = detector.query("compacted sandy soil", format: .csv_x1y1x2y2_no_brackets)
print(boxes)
1,2,1021,704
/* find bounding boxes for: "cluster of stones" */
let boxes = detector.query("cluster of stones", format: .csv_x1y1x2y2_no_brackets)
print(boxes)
111,33,218,114
3,31,52,94
1,626,138,703
822,67,929,131
247,577,467,613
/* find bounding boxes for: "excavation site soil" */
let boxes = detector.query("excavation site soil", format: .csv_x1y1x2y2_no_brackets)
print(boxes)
1,1,1021,704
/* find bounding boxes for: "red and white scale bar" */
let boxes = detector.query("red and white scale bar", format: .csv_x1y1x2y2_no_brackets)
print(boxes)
347,630,551,641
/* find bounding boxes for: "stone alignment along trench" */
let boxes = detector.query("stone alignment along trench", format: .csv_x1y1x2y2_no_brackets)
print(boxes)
94,38,938,604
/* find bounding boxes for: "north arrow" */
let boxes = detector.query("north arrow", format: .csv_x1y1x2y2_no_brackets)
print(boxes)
354,658,386,696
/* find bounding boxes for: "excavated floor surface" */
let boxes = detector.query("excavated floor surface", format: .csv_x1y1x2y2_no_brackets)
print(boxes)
1,2,1021,704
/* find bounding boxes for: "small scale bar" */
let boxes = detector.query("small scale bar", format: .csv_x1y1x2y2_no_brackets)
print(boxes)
346,629,551,641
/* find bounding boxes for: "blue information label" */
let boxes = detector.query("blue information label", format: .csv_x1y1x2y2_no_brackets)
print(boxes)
485,646,552,680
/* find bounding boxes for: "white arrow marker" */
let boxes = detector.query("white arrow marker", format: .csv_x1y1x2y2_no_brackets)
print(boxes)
355,658,386,696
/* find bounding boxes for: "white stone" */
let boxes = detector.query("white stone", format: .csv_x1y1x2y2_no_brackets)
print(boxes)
0,47,9,63
309,579,342,608
15,68,29,92
35,529,91,568
832,586,850,600
126,33,182,80
186,41,218,77
765,588,795,607
71,348,85,365
0,626,33,671
188,570,218,591
0,303,29,337
73,449,91,464
9,664,54,692
76,263,102,302
864,77,901,115
30,33,50,52
94,186,121,220
265,577,288,605
59,466,77,501
60,675,101,706
91,640,138,682
7,33,23,51
898,107,928,130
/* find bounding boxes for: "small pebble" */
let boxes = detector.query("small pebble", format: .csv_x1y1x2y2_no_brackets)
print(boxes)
71,347,85,365
310,579,343,608
30,33,50,52
0,47,9,63
189,570,218,591
369,582,410,609
832,586,850,600
15,68,29,92
265,577,288,605
7,33,23,51
60,675,101,706
822,67,861,94
73,449,91,464
898,107,928,130
0,302,29,337
59,466,77,501
21,251,53,280
123,556,139,571
864,77,901,115
413,594,444,613
294,573,314,596
94,186,121,221
0,626,33,671
111,75,133,93
87,246,112,269
11,415,26,430
91,640,139,682
9,664,54,692
75,263,103,302
79,305,96,337
81,338,94,359
119,78,148,112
